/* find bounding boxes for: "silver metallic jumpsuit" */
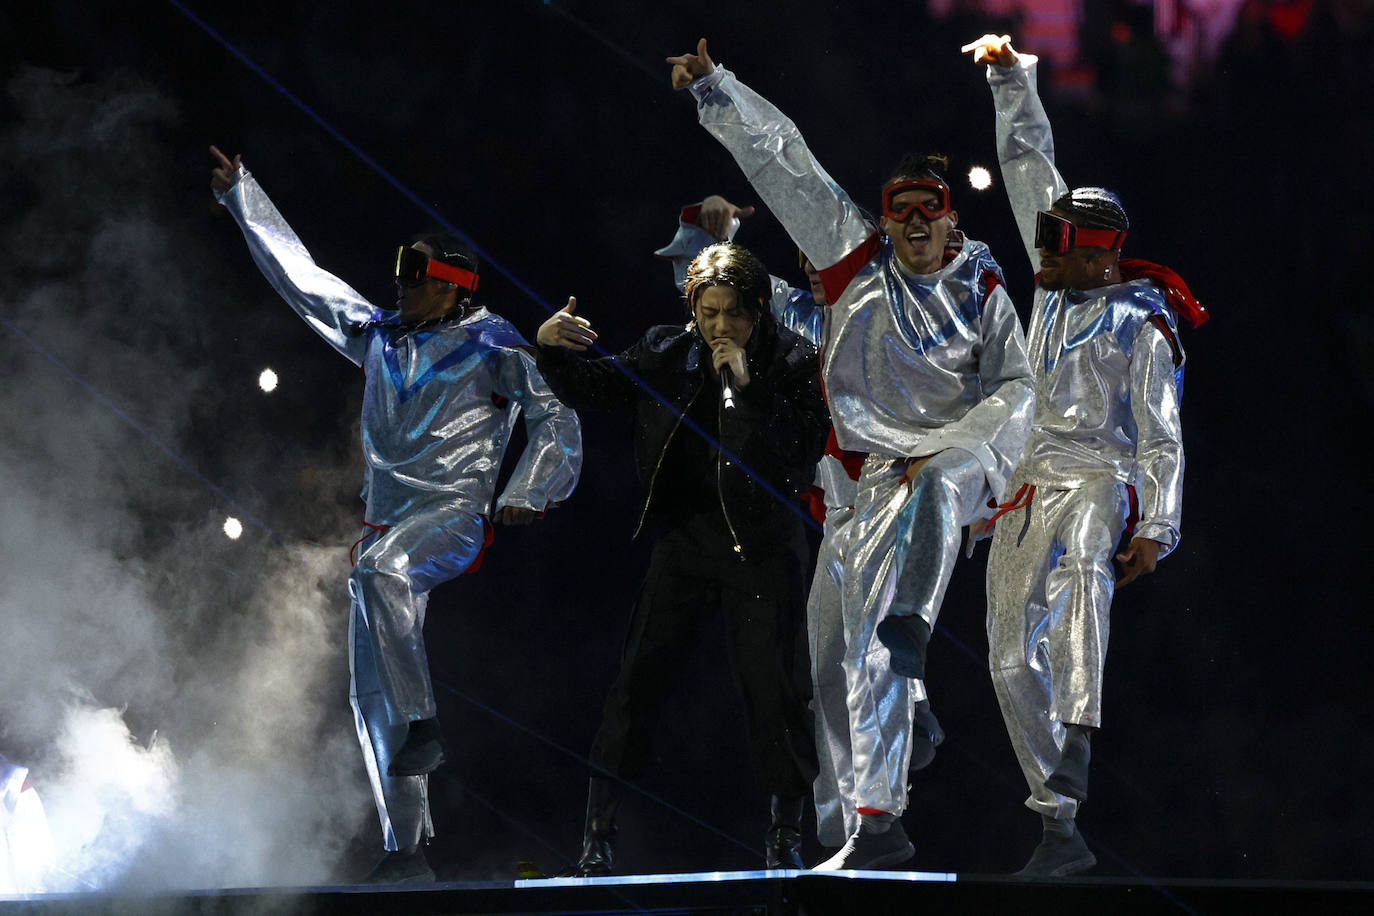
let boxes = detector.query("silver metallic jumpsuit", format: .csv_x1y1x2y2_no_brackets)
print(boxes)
217,169,582,850
689,67,1034,819
983,56,1185,820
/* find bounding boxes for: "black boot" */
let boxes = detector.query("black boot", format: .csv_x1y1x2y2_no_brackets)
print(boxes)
1015,815,1096,877
764,795,805,869
876,614,931,679
388,717,447,777
909,699,945,772
361,843,435,884
568,776,619,877
1044,725,1091,801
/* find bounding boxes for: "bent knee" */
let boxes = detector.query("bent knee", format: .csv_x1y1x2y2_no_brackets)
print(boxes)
351,549,411,586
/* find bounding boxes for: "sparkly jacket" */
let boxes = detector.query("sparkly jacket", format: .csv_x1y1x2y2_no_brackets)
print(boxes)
654,204,854,514
537,315,828,557
988,56,1184,552
216,169,582,526
689,67,1034,500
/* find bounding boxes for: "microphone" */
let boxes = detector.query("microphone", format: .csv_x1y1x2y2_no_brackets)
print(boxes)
720,365,736,409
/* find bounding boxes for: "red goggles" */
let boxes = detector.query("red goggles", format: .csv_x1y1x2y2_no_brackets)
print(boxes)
1033,211,1126,254
881,177,952,222
394,246,480,291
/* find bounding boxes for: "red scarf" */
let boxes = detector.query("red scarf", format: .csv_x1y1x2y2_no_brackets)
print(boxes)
1119,258,1210,328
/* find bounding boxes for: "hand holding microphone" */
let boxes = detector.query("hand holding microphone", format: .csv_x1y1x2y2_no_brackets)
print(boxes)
709,338,749,408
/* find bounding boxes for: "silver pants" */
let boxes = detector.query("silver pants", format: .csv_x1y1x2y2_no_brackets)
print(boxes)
986,478,1128,819
841,450,988,816
809,503,929,846
348,504,489,850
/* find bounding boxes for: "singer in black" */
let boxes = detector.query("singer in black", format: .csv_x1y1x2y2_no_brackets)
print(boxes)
536,242,828,874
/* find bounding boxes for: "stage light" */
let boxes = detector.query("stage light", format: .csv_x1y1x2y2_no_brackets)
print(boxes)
969,166,992,191
258,368,278,393
223,517,243,539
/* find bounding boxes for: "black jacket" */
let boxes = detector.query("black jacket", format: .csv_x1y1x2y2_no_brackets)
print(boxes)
538,315,830,556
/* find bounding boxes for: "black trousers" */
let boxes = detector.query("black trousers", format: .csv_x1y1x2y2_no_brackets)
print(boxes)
589,516,818,798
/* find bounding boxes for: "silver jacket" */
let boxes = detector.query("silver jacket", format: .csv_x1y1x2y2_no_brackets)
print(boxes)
217,170,582,526
691,67,1033,499
989,56,1184,551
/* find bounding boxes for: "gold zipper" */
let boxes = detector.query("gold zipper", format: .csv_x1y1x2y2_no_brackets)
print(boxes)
632,383,703,540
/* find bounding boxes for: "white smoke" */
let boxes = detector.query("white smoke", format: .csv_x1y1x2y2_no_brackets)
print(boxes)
0,65,373,891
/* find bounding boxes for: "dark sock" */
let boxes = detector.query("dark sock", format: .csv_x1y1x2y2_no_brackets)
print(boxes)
1041,814,1073,840
859,811,896,834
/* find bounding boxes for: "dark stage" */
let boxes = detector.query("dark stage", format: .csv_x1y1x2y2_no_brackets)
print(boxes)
5,871,1374,916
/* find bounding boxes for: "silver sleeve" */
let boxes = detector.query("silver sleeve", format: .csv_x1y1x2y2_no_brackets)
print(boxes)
1129,324,1184,554
988,55,1070,270
216,168,375,365
767,275,824,346
491,347,583,513
690,67,873,272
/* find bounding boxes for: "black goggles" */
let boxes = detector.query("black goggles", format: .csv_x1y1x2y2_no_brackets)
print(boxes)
881,177,952,222
394,246,480,291
1033,211,1127,254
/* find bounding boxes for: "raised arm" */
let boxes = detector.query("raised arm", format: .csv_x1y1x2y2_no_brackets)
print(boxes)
655,195,753,292
668,39,873,286
964,37,1070,270
211,147,376,365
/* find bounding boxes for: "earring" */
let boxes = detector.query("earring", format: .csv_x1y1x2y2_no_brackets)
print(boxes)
1103,266,1111,279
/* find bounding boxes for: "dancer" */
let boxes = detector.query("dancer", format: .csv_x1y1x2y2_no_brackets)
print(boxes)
781,256,952,857
669,40,1034,869
657,199,946,853
537,242,827,874
965,35,1206,876
210,148,582,883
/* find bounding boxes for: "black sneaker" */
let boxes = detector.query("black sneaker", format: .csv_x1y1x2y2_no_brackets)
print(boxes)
362,846,435,884
876,615,931,679
813,819,914,870
388,718,446,777
1015,824,1096,878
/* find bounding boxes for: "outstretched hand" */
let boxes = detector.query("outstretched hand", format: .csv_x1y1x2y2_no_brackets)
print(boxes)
667,38,715,89
209,145,242,194
1115,536,1162,588
698,194,755,241
961,34,1018,67
537,296,598,351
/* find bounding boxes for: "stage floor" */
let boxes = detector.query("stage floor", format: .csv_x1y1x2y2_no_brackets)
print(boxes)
5,868,1374,915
